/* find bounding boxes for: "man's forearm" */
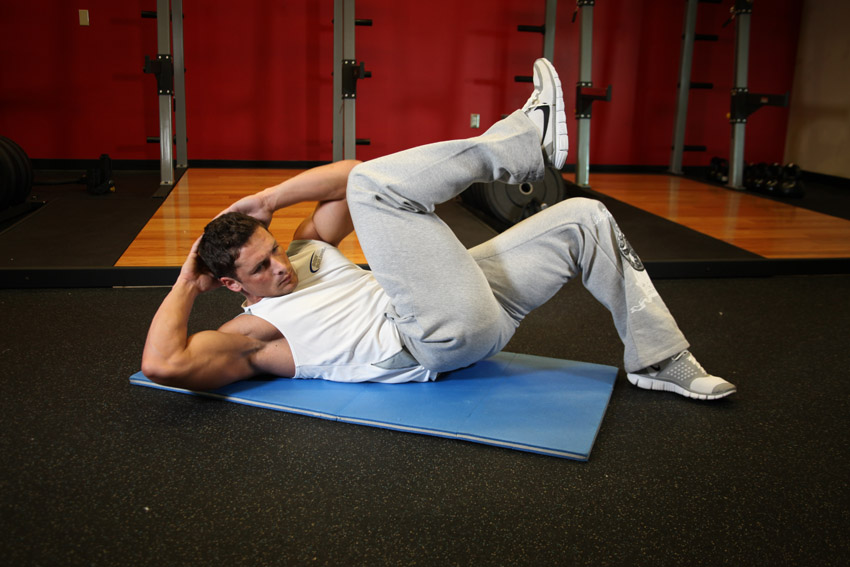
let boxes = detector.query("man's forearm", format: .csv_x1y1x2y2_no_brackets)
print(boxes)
259,160,360,211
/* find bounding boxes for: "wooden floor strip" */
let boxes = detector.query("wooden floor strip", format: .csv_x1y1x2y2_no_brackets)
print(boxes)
584,174,850,259
117,170,850,267
116,169,366,267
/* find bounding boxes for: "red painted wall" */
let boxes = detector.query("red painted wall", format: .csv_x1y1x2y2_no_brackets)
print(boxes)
0,0,802,166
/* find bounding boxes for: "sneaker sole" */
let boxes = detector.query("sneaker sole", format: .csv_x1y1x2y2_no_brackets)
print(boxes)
626,373,737,401
534,58,568,170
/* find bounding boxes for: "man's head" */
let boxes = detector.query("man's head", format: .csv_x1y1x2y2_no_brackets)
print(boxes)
198,212,298,302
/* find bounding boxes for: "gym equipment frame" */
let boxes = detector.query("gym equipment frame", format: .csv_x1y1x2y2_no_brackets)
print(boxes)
573,1,612,187
333,0,371,161
726,0,788,189
669,0,718,175
143,0,188,186
669,0,787,187
516,0,559,75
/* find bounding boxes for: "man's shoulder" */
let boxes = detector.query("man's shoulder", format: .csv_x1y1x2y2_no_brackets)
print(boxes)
219,313,284,342
217,314,295,377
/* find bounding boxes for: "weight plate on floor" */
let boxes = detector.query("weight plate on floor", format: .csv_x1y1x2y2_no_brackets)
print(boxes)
484,164,566,225
0,137,32,205
0,139,17,211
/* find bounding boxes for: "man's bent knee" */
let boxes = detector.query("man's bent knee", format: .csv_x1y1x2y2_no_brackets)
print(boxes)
553,197,608,224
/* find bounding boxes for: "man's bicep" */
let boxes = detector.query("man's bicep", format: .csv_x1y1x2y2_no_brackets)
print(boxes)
188,328,296,382
178,330,262,387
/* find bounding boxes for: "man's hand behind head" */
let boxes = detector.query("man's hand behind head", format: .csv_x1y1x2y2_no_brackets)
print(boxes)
178,237,222,294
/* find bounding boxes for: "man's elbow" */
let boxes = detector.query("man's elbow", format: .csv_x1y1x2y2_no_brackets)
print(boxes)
141,354,187,388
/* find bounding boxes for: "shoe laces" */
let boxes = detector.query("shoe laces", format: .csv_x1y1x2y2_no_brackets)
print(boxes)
673,350,707,374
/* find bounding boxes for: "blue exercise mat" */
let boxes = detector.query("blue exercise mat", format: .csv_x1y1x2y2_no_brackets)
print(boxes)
129,351,617,461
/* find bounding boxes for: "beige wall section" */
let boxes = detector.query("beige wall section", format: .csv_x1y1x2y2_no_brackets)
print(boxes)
784,0,850,179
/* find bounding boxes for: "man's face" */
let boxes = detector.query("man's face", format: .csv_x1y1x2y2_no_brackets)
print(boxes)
224,227,298,301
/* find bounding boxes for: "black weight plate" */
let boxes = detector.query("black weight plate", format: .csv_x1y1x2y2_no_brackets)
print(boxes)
460,183,477,208
487,180,531,224
8,138,32,204
0,137,32,205
462,182,489,212
0,140,17,211
484,165,566,225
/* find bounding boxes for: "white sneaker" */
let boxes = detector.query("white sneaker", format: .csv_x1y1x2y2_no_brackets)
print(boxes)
627,351,737,401
522,58,568,170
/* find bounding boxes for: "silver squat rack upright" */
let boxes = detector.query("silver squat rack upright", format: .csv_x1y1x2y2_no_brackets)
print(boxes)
333,0,371,162
143,0,188,186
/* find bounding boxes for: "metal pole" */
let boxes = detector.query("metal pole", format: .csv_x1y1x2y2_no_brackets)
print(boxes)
332,0,343,162
728,6,750,190
333,0,358,161
171,0,188,170
543,0,558,63
576,1,594,187
670,0,698,175
343,0,356,160
155,0,173,185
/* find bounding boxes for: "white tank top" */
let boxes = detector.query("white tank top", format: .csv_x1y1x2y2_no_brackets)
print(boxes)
242,240,436,383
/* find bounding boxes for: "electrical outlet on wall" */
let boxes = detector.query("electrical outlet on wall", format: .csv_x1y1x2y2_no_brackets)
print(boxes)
79,10,90,26
470,114,480,128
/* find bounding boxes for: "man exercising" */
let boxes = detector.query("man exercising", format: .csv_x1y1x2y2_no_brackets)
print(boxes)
142,59,736,400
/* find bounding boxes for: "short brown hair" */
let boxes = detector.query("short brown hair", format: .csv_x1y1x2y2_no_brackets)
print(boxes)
198,213,266,279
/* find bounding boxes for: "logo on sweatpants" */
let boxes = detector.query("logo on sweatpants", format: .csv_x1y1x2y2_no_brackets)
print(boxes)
593,203,644,272
595,204,645,272
615,226,644,272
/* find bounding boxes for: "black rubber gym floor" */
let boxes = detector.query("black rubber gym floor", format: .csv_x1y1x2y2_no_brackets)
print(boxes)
1,275,847,565
1,169,847,565
0,170,164,268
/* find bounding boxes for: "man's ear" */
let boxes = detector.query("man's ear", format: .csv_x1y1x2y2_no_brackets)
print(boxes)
220,276,243,294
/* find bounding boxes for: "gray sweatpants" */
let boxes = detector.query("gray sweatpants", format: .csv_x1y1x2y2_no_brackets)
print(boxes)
347,110,689,373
